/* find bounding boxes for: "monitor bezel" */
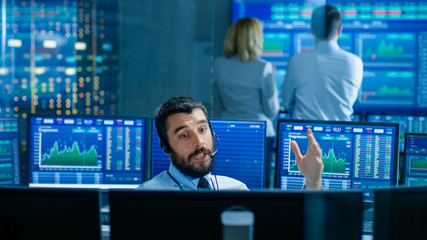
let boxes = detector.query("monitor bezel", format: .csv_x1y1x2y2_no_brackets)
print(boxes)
26,114,149,189
373,185,427,240
109,189,364,240
0,187,100,239
275,119,400,193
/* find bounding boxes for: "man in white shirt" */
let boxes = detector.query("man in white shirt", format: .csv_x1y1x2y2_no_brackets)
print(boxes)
139,96,323,190
282,5,363,121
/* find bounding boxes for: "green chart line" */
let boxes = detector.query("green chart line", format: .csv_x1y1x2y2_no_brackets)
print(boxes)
0,147,7,155
42,142,98,166
364,40,404,58
291,148,346,173
411,160,427,169
263,42,283,52
377,85,412,96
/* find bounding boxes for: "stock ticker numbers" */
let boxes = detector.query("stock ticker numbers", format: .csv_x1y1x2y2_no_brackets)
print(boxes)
0,0,118,118
277,121,398,201
29,116,146,187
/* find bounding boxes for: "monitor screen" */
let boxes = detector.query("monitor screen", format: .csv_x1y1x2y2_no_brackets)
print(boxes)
151,119,266,189
374,186,427,240
0,118,20,186
367,114,427,151
28,115,146,188
276,119,399,201
231,0,427,114
109,190,363,240
0,188,100,239
404,133,427,186
351,113,362,122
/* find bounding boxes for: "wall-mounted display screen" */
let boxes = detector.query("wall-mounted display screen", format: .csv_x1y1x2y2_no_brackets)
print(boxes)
232,0,427,113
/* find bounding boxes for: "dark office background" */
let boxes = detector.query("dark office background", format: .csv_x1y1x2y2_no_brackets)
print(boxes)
119,0,232,116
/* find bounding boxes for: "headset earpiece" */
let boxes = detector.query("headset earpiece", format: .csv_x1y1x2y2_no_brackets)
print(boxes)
208,120,216,138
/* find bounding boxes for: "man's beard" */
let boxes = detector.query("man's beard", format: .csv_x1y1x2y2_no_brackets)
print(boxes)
170,146,215,178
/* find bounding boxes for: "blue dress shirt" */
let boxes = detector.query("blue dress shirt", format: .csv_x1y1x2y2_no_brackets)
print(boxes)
138,163,249,191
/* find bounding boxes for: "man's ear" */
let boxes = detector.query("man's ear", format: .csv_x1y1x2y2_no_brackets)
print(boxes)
337,26,342,37
159,138,171,154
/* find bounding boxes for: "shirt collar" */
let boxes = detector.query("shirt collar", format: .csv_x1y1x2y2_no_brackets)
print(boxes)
168,163,212,190
315,40,339,51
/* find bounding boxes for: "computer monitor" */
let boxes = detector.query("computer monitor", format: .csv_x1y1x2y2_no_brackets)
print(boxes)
403,133,427,186
151,119,266,189
109,190,363,240
374,186,427,240
274,113,362,133
276,119,399,201
351,113,362,122
367,114,427,152
28,115,147,188
0,118,20,186
0,187,100,239
231,0,427,114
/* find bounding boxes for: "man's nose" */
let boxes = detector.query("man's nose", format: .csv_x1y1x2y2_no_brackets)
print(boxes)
193,133,205,148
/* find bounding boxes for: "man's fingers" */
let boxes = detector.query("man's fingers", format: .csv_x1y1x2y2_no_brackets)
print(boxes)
291,140,303,161
307,128,319,148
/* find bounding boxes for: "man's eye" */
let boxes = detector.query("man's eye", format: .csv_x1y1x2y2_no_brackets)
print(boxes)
200,128,207,133
179,133,188,139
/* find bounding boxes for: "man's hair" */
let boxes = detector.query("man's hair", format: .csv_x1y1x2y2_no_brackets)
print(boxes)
154,96,208,148
311,5,342,40
223,17,263,62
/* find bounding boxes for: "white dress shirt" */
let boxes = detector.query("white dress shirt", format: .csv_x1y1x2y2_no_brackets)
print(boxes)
282,41,363,121
213,56,280,137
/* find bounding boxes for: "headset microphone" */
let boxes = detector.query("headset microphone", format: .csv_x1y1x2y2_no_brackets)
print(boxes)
211,132,220,158
210,132,220,190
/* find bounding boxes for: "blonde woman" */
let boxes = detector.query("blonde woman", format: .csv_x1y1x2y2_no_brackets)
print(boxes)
213,17,279,138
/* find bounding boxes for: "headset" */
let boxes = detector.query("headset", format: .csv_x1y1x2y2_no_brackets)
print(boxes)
158,119,220,157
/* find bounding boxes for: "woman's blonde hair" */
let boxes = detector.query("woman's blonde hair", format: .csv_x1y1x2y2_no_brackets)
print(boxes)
223,17,263,62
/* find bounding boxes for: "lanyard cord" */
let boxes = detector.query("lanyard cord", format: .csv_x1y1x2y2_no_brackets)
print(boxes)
167,171,184,190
